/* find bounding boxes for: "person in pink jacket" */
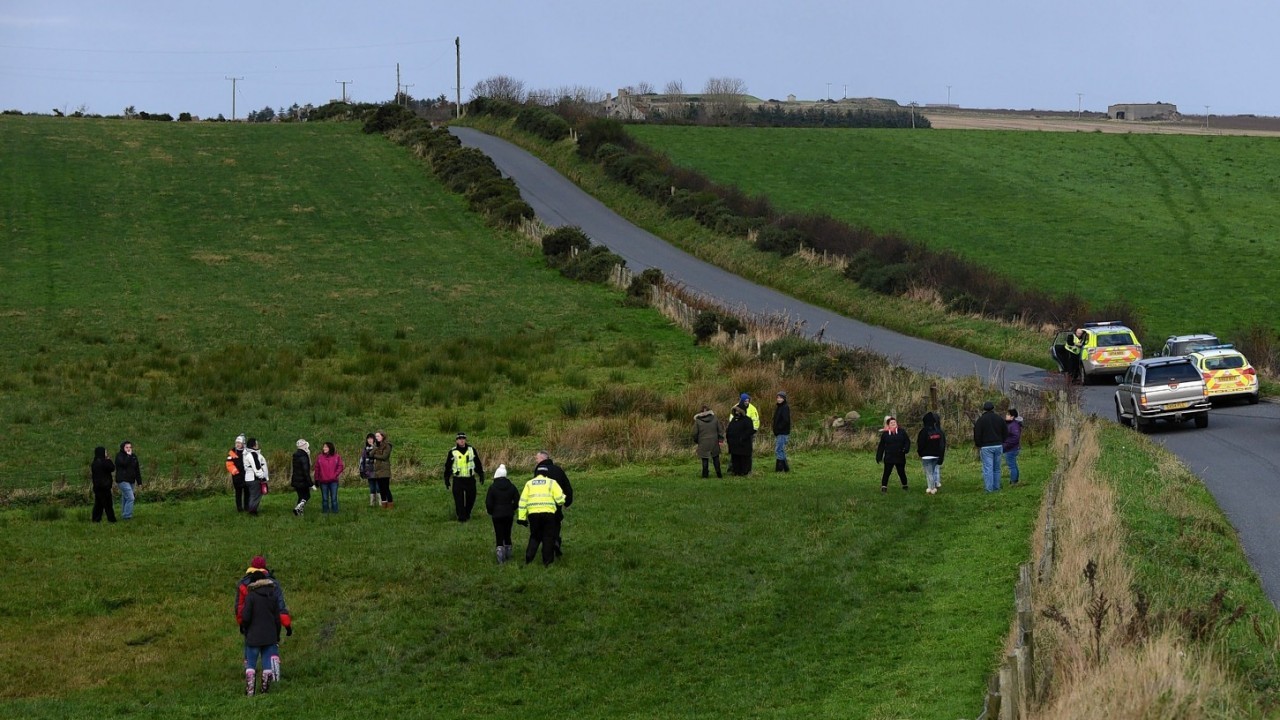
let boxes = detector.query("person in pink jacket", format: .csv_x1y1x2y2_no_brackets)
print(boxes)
312,441,345,513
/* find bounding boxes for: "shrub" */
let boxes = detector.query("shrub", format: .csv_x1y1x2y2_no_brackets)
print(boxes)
760,336,825,365
693,310,744,344
514,107,571,142
559,246,624,284
489,199,535,227
577,118,631,158
362,104,417,134
754,225,803,257
468,97,520,118
542,226,592,257
624,268,663,307
508,417,533,437
586,385,663,416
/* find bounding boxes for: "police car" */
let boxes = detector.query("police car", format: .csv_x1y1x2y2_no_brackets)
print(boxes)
1187,344,1260,404
1051,321,1143,383
1159,333,1220,357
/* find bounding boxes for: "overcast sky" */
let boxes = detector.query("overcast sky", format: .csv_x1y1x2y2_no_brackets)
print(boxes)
2,0,1276,118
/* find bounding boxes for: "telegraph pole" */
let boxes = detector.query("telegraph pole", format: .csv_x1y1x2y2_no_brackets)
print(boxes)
1076,92,1083,120
455,36,462,118
225,76,243,120
826,82,831,101
396,63,400,104
1204,105,1210,131
335,80,352,103
947,84,952,106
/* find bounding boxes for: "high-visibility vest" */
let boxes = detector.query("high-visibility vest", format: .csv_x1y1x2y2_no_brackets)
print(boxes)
451,446,476,477
744,402,760,430
518,475,565,521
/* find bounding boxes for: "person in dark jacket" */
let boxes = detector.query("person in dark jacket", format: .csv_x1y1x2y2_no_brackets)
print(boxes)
114,440,141,520
485,464,519,564
692,404,724,479
535,450,573,557
227,434,248,513
876,416,911,492
725,405,756,476
238,557,292,696
1004,409,1024,485
290,439,312,516
973,401,1008,492
916,412,948,495
371,430,393,508
772,391,792,473
443,432,484,522
359,432,377,508
90,446,116,523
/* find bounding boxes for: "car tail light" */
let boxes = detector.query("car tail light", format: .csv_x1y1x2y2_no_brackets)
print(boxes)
1244,367,1256,376
1202,373,1212,381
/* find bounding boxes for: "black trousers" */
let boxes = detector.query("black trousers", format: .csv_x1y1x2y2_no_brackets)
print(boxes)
730,453,751,476
701,456,723,478
375,477,393,502
294,484,311,504
232,475,249,512
92,487,116,522
492,516,514,546
881,460,908,487
525,513,561,566
452,476,477,521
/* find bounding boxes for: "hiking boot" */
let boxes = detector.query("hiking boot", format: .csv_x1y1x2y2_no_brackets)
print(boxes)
496,546,506,564
245,669,256,697
261,671,273,694
880,486,887,494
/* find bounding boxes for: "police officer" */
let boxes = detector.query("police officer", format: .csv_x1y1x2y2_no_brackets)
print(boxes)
535,450,573,557
517,466,567,566
443,432,484,522
1065,328,1086,383
737,393,760,431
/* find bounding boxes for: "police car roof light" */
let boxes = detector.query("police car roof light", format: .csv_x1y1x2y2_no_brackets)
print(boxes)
1082,321,1123,328
1192,344,1235,352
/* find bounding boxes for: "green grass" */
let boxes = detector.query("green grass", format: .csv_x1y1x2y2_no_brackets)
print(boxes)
0,449,1049,719
1098,423,1280,711
626,125,1280,346
0,116,714,491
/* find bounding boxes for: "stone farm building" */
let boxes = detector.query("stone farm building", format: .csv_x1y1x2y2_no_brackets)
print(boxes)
1107,102,1179,121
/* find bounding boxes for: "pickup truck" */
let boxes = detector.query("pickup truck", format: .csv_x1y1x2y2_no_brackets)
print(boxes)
1114,357,1211,432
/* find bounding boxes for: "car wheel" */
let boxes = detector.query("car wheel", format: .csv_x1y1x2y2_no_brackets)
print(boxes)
1135,413,1152,434
1115,399,1132,427
1194,412,1209,429
1247,393,1260,405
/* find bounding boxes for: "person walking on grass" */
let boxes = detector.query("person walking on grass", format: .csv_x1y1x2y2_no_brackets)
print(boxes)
359,432,377,507
517,465,567,566
973,401,1007,493
485,464,519,564
371,431,393,508
876,416,911,493
313,442,344,513
725,405,756,476
535,450,573,558
236,556,292,697
693,404,724,479
90,446,116,523
916,412,947,495
772,391,792,473
114,440,141,520
443,432,484,522
227,435,248,513
290,439,312,516
243,438,269,515
1004,409,1024,486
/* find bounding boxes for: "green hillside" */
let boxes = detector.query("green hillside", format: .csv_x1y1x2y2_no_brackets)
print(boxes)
627,125,1280,344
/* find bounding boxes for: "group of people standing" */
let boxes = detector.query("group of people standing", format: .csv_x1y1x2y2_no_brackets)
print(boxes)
222,431,393,517
693,391,791,478
874,401,1023,494
89,441,142,522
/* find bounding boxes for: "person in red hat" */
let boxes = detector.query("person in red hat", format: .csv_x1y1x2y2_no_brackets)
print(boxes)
234,555,291,695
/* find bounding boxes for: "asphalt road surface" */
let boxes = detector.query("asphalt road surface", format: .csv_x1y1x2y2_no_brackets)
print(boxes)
452,127,1280,608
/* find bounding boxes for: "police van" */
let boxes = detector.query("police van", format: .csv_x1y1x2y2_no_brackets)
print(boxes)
1051,321,1143,383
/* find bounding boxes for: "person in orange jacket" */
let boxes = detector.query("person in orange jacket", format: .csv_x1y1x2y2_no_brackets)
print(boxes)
227,435,248,512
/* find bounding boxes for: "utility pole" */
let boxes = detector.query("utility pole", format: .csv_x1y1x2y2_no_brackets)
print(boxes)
396,63,400,104
455,36,462,118
826,82,831,101
842,83,847,100
335,80,352,103
909,102,917,129
1076,92,1083,120
400,84,414,107
225,76,243,120
1204,105,1210,131
947,84,952,106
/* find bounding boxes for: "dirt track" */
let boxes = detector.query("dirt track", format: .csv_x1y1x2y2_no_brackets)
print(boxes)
924,110,1280,137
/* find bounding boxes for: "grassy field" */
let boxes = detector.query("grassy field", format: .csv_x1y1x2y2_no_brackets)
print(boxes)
0,116,717,491
626,125,1280,347
1,451,1049,719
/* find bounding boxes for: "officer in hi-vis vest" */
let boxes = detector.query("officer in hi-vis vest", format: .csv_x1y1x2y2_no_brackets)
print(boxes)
443,432,485,522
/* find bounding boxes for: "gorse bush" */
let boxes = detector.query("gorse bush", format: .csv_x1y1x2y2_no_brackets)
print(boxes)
514,106,571,143
542,226,591,257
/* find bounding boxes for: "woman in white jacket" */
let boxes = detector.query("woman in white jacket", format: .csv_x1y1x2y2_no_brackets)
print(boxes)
243,437,270,515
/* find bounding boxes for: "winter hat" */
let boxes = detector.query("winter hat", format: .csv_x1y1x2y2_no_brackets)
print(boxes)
739,393,750,402
777,391,787,399
982,401,995,411
235,434,246,445
296,439,310,454
494,464,508,479
250,556,267,570
94,446,107,459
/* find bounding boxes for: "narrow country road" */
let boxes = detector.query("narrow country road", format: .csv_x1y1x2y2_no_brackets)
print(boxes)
452,127,1280,608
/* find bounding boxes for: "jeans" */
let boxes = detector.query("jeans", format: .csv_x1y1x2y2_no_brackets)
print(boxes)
320,482,339,512
921,457,941,490
366,477,377,496
1004,448,1020,484
244,643,280,674
774,434,789,461
980,445,1003,492
119,482,135,519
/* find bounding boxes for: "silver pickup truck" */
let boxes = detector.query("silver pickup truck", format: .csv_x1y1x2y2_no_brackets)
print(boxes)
1114,357,1211,432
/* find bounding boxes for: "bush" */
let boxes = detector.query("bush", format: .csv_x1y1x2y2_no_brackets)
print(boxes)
489,199,534,227
515,107,571,142
860,262,913,296
542,226,592,258
760,336,825,365
577,118,631,159
362,104,417,134
624,268,664,307
559,246,624,283
754,226,803,257
693,310,744,344
468,97,520,118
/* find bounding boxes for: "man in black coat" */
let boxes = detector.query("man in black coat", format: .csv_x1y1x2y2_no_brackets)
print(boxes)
973,400,1008,492
725,406,756,476
772,391,792,473
535,450,572,557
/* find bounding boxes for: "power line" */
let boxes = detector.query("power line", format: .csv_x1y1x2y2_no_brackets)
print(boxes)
0,38,456,56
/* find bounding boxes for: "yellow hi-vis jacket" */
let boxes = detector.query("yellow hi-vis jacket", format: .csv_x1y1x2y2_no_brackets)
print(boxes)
517,474,565,521
450,446,477,477
744,402,760,431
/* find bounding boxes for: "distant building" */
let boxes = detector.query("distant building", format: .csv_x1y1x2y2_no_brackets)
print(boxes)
603,89,647,121
1107,102,1179,121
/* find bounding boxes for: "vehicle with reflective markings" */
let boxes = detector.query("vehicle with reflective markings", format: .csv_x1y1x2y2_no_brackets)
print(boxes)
1188,344,1260,405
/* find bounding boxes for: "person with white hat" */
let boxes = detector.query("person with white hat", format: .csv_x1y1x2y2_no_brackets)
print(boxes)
484,464,519,564
226,435,248,512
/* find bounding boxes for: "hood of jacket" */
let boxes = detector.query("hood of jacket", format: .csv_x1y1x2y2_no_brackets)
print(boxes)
249,578,276,593
921,412,939,428
695,410,716,422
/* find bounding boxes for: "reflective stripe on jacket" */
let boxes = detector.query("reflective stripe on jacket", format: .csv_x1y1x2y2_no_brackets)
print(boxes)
451,447,476,477
517,475,565,521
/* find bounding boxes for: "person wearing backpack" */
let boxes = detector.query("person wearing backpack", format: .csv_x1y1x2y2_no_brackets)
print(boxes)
236,555,292,696
243,438,269,515
916,412,948,495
